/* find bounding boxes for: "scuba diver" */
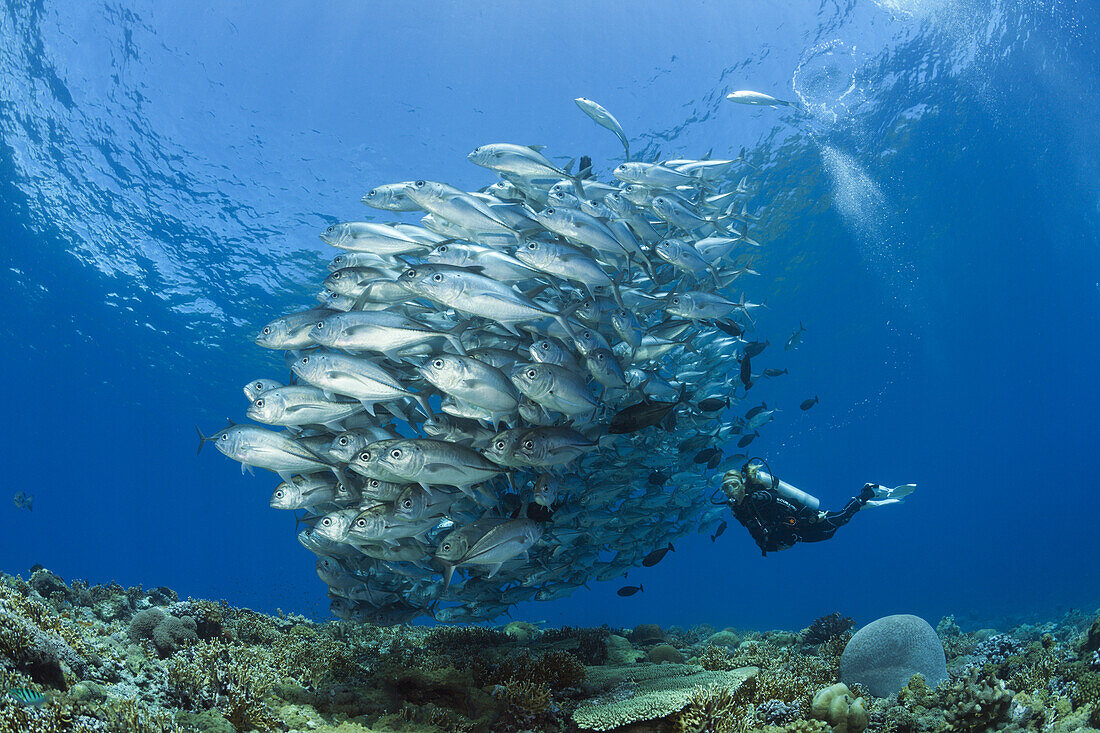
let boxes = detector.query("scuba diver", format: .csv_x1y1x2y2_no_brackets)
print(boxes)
718,459,915,556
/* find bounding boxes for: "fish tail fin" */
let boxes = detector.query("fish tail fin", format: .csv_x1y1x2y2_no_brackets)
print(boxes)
639,583,644,593
195,425,207,456
444,320,471,355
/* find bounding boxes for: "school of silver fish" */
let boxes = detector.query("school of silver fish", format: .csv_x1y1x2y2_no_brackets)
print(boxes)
200,97,798,625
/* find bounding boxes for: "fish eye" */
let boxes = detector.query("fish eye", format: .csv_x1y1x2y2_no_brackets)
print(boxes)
671,297,680,305
332,271,342,280
596,353,605,362
255,382,264,389
402,499,413,509
526,369,537,378
405,268,417,278
523,440,534,449
359,451,370,461
583,331,591,339
527,242,537,249
390,449,402,459
322,518,332,526
432,273,443,282
366,190,375,197
546,208,555,215
495,440,505,450
415,180,425,187
275,490,283,498
262,327,270,335
220,434,228,441
255,399,264,407
301,356,311,365
338,437,348,446
442,542,451,552
432,359,444,369
369,479,379,487
438,245,447,252
316,321,324,329
356,518,367,528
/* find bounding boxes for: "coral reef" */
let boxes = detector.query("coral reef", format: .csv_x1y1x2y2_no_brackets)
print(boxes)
2,567,1099,733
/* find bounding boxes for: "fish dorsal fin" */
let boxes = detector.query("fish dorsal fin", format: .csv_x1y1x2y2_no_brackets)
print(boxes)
527,145,546,152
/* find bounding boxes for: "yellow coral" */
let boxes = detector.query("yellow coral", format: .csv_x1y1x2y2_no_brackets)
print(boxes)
673,683,753,733
810,683,868,733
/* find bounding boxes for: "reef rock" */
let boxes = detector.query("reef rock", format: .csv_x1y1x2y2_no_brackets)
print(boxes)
840,614,947,697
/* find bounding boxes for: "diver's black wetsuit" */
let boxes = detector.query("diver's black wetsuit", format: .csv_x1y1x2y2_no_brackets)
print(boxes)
730,481,875,556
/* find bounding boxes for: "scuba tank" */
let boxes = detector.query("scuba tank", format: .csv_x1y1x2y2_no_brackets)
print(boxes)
742,459,821,511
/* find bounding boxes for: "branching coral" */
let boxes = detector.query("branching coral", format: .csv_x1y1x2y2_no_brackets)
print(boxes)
699,644,740,671
165,640,286,730
941,668,1014,732
497,679,551,714
673,682,753,733
804,614,856,645
475,648,586,690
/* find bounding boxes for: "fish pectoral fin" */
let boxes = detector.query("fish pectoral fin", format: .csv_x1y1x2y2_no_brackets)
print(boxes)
485,562,505,579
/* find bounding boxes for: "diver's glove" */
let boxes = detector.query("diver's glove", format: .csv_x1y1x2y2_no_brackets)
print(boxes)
864,483,917,507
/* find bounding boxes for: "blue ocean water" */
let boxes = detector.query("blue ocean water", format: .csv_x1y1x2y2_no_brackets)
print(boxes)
1,0,1097,633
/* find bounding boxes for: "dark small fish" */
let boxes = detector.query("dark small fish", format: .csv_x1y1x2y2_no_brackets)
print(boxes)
739,354,752,391
737,431,759,448
12,492,32,511
647,470,670,487
711,520,728,542
697,396,729,412
744,340,769,359
763,368,788,378
706,452,722,470
642,543,674,567
800,396,819,411
7,687,46,707
744,402,767,420
693,447,720,464
617,584,643,597
714,319,743,338
608,388,686,434
786,321,806,351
